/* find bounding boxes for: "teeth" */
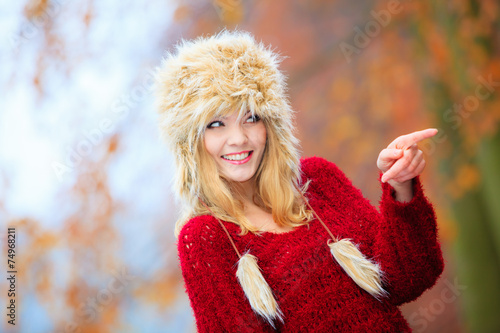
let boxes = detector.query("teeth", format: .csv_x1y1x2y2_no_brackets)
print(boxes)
223,152,250,161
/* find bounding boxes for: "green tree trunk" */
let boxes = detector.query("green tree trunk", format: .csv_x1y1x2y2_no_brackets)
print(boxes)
477,130,500,258
452,179,500,332
418,1,500,330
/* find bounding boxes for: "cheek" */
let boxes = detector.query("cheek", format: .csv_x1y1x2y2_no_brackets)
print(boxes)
256,123,267,147
203,133,220,158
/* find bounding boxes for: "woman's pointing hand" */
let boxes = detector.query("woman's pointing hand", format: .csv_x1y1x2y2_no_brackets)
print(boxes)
377,128,437,201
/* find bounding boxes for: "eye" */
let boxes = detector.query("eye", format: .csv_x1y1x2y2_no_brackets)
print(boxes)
207,120,224,129
246,114,261,123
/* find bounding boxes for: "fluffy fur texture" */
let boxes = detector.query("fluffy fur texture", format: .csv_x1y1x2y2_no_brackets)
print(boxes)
154,30,312,237
236,252,283,328
328,239,388,300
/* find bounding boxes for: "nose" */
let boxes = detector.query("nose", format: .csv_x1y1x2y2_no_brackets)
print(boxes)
226,124,248,146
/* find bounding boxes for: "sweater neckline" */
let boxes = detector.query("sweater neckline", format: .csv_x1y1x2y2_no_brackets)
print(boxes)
228,220,311,239
255,223,309,237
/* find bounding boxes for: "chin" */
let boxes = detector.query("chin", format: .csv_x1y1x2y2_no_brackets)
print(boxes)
227,174,253,183
220,169,256,183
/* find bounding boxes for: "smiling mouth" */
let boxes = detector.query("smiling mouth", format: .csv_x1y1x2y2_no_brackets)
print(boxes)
221,151,253,161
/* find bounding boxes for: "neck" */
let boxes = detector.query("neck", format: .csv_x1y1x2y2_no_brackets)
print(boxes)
233,178,257,205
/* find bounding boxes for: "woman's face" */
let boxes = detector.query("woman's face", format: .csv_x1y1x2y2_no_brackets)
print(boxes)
203,111,267,183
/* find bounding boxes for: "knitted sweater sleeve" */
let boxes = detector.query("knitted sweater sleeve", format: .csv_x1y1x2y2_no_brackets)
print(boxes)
177,215,276,333
376,174,445,305
302,156,444,306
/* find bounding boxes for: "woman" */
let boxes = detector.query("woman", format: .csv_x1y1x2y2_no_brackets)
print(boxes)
155,30,444,332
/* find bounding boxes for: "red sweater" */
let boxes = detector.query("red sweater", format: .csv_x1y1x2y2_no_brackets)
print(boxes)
177,156,444,332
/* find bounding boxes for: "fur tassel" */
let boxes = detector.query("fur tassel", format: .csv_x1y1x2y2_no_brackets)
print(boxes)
236,252,283,327
328,239,388,300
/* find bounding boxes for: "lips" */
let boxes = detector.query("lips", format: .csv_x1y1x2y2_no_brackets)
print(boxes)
221,151,253,165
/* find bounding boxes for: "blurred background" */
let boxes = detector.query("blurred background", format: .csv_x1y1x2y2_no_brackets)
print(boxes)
1,0,499,332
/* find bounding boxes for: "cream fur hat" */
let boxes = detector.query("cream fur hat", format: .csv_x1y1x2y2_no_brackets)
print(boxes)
154,29,300,203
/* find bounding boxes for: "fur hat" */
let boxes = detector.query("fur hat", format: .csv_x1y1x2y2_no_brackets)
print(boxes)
154,29,300,202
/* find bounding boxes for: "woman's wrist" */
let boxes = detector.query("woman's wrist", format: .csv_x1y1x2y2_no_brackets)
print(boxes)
387,178,414,202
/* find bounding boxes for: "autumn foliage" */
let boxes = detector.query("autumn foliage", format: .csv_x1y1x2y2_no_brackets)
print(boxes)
1,0,499,332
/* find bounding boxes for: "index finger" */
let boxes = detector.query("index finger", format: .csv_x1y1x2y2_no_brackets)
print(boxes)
389,128,438,149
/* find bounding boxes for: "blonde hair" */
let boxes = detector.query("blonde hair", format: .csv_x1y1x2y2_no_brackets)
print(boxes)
190,114,314,237
153,29,313,237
